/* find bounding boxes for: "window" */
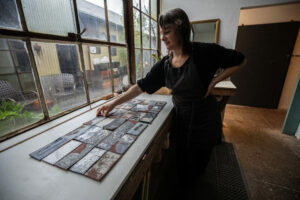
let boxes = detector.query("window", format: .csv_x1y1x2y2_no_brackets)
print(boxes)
0,0,22,30
133,0,159,79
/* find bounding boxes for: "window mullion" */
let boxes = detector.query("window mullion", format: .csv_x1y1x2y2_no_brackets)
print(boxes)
15,0,28,32
78,43,91,104
25,39,50,120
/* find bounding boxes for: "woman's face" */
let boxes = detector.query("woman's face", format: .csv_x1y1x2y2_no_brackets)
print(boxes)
159,25,180,50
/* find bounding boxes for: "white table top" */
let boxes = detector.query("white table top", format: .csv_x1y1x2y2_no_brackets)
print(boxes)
0,94,173,200
214,80,236,89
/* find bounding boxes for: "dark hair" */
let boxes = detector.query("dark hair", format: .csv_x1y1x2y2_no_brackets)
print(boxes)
158,8,192,55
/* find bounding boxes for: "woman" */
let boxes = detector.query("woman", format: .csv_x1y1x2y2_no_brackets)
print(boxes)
97,8,245,195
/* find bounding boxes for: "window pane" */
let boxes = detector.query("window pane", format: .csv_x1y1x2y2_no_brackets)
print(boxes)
0,0,22,30
32,42,87,116
111,46,128,91
151,0,157,20
21,0,77,36
77,0,107,41
0,39,43,138
141,0,149,15
150,19,157,49
82,44,112,101
143,50,151,77
0,51,15,74
8,40,32,73
135,49,142,80
142,14,150,49
133,9,141,48
107,0,125,44
133,0,140,9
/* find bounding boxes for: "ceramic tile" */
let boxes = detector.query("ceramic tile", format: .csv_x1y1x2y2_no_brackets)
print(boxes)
75,126,102,143
94,118,115,128
63,125,91,140
83,116,105,126
97,131,124,150
128,112,146,122
43,140,81,165
114,121,136,134
30,137,69,161
127,122,148,136
85,151,120,181
55,143,94,169
103,118,126,131
70,147,106,174
140,112,157,123
110,134,136,154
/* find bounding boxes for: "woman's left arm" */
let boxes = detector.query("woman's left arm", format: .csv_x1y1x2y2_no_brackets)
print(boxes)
204,58,247,98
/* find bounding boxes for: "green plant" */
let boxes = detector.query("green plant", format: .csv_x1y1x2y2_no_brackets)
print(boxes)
152,53,161,62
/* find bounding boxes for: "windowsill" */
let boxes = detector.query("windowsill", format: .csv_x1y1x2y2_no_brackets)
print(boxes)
0,96,119,152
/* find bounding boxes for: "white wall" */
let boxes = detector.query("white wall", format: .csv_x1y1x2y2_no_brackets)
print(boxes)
161,0,295,54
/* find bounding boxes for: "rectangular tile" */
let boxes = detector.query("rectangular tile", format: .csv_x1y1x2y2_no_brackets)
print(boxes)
119,111,135,119
127,122,148,136
30,137,69,161
63,125,91,140
43,140,82,165
103,118,126,131
55,143,94,170
114,121,136,134
131,104,151,112
140,112,157,124
95,118,115,128
128,112,146,122
74,126,102,143
85,151,120,181
149,105,162,113
155,101,167,107
83,116,105,126
110,134,136,154
108,109,128,119
97,131,124,150
70,147,106,174
85,129,112,145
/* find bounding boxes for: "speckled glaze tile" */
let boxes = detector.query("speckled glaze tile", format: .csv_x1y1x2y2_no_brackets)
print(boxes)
149,105,162,113
131,104,151,112
55,143,94,169
43,140,82,165
74,126,102,143
30,137,70,161
107,109,128,119
128,112,146,122
110,134,136,154
70,147,106,174
103,118,126,131
140,112,157,123
127,122,148,136
114,121,136,134
63,125,91,140
85,151,120,181
97,131,124,150
83,116,105,126
155,101,167,107
94,118,115,128
119,111,135,119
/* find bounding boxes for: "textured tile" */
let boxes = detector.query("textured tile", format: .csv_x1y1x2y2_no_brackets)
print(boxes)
119,111,135,119
83,116,105,126
128,112,146,122
55,143,94,169
131,104,151,112
63,125,91,140
140,112,157,123
70,147,106,174
149,105,162,113
108,109,128,119
75,126,102,143
30,137,69,161
75,126,111,145
110,134,136,154
97,131,124,150
155,101,167,107
85,151,120,181
103,118,126,131
43,140,81,165
127,122,148,136
95,118,115,128
114,121,136,134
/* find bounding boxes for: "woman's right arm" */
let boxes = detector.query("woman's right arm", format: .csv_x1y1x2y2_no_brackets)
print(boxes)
96,84,143,117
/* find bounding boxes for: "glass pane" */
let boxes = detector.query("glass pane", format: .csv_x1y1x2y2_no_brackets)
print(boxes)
77,0,107,41
0,39,43,138
0,38,9,50
0,0,22,30
143,50,151,77
150,0,157,20
135,49,142,80
133,0,140,9
133,9,141,48
151,50,157,66
8,40,32,73
107,0,125,44
0,51,15,74
141,0,149,15
150,19,157,49
142,14,150,49
82,44,112,101
32,41,87,116
111,46,128,91
21,0,77,36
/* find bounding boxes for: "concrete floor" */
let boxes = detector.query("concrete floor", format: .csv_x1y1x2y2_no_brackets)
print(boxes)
223,104,300,200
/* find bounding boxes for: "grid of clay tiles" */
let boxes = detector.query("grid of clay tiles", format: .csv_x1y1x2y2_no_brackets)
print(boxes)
30,99,166,181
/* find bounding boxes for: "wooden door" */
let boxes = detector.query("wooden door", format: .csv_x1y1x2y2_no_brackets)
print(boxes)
229,22,299,108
